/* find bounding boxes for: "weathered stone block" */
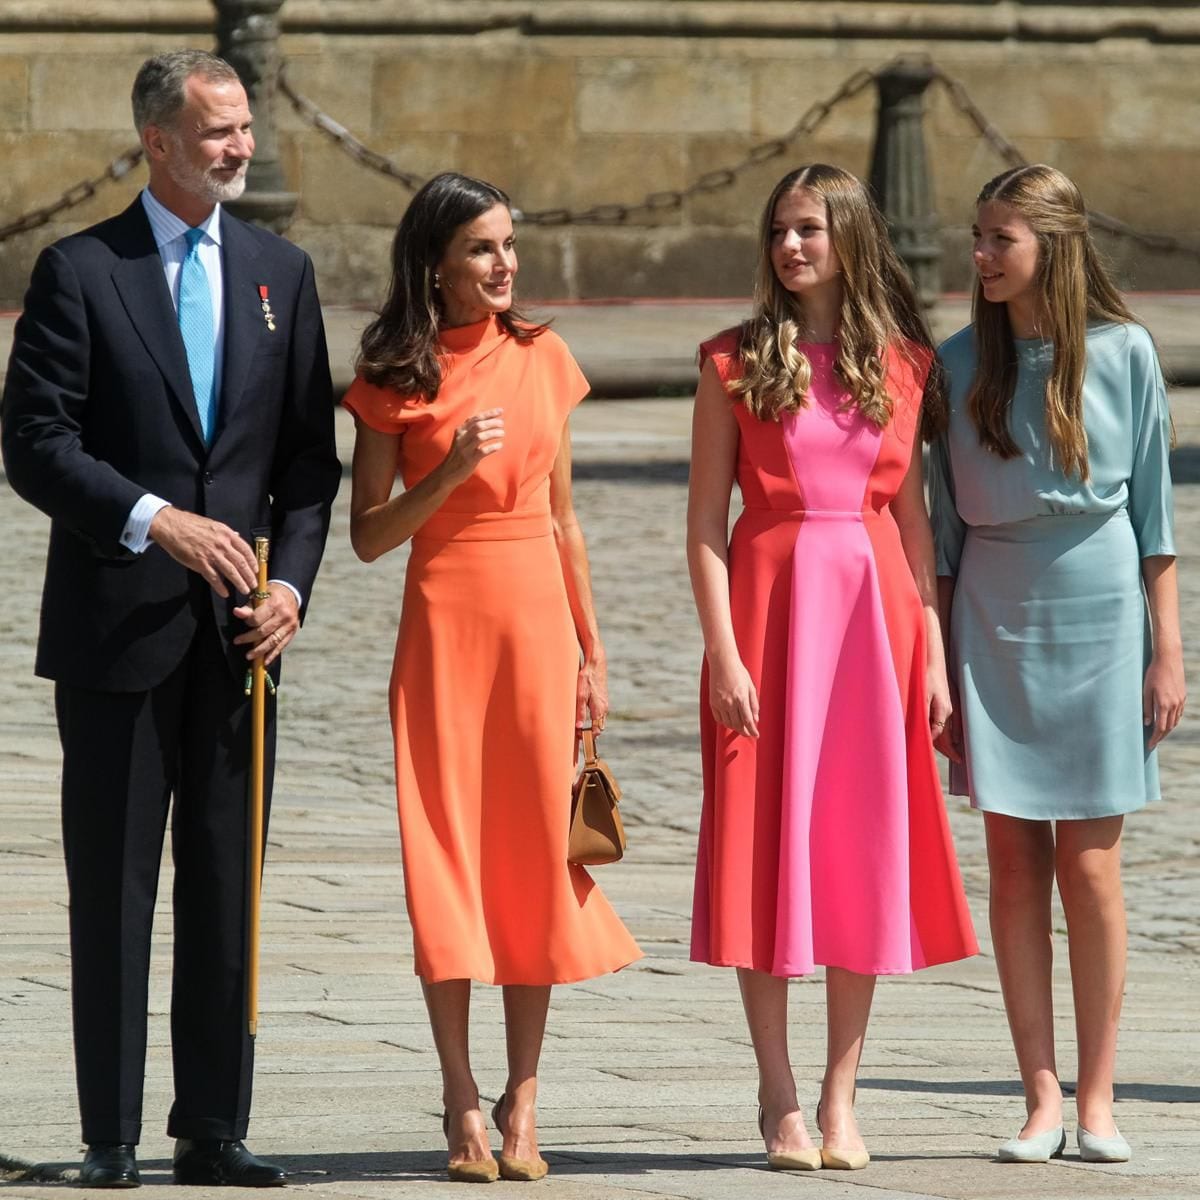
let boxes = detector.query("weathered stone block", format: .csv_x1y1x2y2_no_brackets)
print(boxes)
567,133,686,224
683,132,870,229
294,133,452,228
443,132,525,202
0,57,29,133
747,58,879,142
1,132,144,234
578,59,752,135
30,53,145,133
455,131,686,223
373,56,574,137
570,228,757,299
276,46,376,139
503,228,567,302
287,219,394,312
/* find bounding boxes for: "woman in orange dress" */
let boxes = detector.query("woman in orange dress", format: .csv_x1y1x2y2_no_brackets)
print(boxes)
345,172,640,1184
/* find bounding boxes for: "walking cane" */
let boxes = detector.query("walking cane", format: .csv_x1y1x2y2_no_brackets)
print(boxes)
246,535,270,1038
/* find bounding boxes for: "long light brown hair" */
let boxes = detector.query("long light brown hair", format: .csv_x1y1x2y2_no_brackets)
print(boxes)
968,164,1134,481
730,164,943,435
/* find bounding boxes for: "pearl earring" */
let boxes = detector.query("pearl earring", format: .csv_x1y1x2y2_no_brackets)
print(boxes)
432,272,441,289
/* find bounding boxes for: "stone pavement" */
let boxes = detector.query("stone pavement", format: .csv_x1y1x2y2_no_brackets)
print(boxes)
2,340,1200,1198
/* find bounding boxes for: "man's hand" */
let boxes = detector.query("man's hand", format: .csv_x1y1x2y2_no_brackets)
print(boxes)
149,506,258,597
233,586,300,666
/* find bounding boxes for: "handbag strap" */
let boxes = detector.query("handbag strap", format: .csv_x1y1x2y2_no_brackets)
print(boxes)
579,727,599,766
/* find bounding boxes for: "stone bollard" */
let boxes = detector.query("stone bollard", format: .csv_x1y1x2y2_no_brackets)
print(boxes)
867,58,942,307
213,0,298,232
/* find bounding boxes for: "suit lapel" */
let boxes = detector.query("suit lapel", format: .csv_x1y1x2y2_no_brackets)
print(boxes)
109,202,206,447
217,216,265,437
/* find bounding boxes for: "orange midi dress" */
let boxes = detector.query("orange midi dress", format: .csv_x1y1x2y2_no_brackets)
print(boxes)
343,316,642,985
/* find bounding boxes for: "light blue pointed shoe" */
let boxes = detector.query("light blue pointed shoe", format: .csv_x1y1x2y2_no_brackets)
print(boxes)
997,1125,1066,1163
1077,1125,1131,1163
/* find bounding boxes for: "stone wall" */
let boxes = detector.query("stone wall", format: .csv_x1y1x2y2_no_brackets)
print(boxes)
2,1,1199,308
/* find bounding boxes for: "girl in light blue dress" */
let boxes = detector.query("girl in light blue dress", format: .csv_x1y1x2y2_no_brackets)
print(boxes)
929,165,1185,1166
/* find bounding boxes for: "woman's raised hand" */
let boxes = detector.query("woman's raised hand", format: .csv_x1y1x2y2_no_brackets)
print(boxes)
708,652,760,738
441,408,504,486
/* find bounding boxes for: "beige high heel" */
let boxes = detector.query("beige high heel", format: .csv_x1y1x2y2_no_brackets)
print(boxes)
816,1099,870,1170
757,1107,823,1171
492,1095,550,1182
441,1111,499,1184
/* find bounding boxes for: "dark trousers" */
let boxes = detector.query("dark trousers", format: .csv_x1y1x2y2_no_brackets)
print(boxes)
56,622,276,1145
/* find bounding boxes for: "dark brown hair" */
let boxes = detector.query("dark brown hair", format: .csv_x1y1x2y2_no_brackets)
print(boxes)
357,172,545,400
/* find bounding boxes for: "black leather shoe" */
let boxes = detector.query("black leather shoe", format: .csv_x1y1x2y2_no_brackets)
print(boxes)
79,1143,140,1188
172,1140,286,1187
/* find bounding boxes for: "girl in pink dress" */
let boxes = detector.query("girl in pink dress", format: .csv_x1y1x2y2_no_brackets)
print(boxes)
687,164,978,1171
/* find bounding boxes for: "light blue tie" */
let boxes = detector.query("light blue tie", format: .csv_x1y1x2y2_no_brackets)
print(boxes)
178,227,217,444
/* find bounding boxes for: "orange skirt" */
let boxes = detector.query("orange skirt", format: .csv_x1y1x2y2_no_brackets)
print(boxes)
390,520,641,985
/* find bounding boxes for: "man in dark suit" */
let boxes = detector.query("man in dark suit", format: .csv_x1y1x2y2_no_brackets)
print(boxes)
1,51,340,1187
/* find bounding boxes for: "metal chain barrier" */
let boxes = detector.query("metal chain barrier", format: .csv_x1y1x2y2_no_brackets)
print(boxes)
278,61,881,226
930,63,1200,262
516,66,880,225
1,56,1196,265
0,147,144,243
277,65,425,191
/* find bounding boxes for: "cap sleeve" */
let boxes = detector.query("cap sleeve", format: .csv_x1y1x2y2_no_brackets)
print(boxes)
1127,327,1176,558
698,327,743,395
886,340,932,444
928,432,967,577
539,330,590,414
341,374,425,435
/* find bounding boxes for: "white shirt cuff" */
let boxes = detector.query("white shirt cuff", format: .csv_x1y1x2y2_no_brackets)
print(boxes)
268,579,303,609
121,495,171,554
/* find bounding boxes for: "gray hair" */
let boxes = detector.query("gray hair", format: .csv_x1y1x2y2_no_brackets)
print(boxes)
131,50,240,133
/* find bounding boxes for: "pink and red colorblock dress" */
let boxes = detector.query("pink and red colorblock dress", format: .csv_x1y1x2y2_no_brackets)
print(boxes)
691,330,978,978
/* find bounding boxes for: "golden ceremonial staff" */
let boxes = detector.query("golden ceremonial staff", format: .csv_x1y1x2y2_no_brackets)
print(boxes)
246,535,270,1038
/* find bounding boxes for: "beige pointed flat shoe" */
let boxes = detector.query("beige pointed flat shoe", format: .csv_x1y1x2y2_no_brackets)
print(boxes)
492,1095,550,1182
442,1111,499,1183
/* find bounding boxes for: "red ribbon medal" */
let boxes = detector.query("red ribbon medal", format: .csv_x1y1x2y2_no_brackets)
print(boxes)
258,285,276,332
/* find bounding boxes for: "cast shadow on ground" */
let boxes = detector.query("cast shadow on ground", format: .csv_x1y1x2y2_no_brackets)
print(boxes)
1169,447,1200,483
573,460,690,484
0,1146,1003,1188
858,1077,1200,1104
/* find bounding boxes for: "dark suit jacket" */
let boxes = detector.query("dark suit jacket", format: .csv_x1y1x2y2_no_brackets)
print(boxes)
1,197,341,692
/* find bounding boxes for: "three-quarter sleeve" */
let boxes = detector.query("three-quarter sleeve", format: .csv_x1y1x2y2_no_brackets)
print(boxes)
1127,330,1176,558
928,433,967,577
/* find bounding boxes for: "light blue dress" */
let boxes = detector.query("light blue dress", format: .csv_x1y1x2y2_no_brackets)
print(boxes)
929,322,1175,820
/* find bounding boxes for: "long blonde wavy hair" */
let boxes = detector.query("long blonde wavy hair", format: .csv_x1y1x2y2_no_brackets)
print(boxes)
730,164,942,435
968,164,1134,481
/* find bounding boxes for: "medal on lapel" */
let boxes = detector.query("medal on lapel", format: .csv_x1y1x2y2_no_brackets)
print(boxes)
258,284,276,333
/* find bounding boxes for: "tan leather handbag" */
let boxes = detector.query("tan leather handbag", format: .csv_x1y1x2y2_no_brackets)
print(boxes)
568,729,627,865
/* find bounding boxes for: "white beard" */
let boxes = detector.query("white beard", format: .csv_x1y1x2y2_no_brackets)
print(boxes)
166,143,249,205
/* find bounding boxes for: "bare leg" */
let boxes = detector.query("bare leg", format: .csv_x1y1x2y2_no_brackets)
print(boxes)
737,967,815,1153
983,812,1062,1136
497,985,551,1164
421,979,494,1168
818,967,875,1152
1055,816,1126,1138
